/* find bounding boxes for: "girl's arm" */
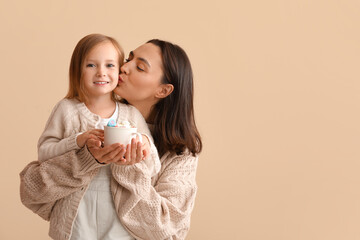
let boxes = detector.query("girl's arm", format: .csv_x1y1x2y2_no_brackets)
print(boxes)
37,100,81,161
110,152,198,240
19,147,102,220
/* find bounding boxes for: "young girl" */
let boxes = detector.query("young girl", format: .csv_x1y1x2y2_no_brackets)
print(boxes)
35,34,160,239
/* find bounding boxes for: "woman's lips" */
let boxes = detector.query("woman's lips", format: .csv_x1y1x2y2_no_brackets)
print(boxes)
118,75,124,85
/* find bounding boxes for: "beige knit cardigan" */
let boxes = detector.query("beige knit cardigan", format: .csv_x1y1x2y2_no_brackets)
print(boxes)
20,124,198,240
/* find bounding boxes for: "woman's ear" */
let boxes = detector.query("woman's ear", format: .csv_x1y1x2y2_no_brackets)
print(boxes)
155,84,174,99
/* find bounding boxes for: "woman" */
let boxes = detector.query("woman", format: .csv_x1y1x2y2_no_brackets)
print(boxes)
20,39,202,240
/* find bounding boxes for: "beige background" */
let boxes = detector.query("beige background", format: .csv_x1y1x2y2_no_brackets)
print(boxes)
1,0,359,239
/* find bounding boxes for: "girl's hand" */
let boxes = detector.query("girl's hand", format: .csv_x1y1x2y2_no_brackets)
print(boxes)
77,129,104,148
113,137,146,165
86,138,126,164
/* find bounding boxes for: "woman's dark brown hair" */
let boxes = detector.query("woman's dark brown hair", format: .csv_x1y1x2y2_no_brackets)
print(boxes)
147,39,202,157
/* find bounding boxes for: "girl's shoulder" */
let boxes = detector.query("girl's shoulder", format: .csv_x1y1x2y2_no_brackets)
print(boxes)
55,98,80,110
117,101,137,112
116,101,144,121
49,98,83,120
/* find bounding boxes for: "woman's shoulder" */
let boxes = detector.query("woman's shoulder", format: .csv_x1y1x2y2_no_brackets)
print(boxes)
160,150,199,170
153,150,199,184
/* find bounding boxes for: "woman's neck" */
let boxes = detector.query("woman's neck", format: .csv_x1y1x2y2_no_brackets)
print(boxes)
85,95,116,118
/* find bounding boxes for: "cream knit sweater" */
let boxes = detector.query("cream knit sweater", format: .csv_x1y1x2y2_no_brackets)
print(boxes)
37,98,160,176
20,99,199,240
20,146,198,240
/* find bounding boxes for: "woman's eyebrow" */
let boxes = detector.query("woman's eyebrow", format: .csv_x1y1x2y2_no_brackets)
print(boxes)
130,51,151,67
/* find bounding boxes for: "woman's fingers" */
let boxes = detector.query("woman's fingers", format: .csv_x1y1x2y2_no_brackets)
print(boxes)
136,141,143,163
112,148,127,165
142,149,147,160
90,138,145,166
101,146,123,163
121,139,144,165
87,142,122,163
131,138,137,161
124,143,131,163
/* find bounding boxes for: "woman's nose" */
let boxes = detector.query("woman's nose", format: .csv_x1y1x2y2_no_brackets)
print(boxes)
120,62,129,74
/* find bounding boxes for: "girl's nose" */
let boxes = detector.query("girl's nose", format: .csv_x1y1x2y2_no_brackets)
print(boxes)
97,67,106,77
96,73,106,77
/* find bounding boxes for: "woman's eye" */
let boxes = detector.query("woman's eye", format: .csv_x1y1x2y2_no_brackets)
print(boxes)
107,64,115,67
137,66,144,71
86,64,96,67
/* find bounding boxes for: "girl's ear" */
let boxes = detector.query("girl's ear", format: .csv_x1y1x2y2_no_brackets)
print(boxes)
155,84,174,99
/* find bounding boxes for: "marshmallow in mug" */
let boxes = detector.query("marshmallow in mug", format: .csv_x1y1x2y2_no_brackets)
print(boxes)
107,119,133,128
104,120,141,146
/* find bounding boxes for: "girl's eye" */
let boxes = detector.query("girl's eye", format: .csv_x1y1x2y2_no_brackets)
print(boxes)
107,64,115,67
137,66,144,72
86,64,96,67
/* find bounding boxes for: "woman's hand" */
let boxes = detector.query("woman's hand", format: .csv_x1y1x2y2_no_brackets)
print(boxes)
112,135,150,165
86,134,151,166
77,129,104,148
141,134,151,159
86,138,126,164
113,138,144,165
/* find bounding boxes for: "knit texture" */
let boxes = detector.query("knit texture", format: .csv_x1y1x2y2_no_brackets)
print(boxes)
37,98,160,175
20,148,198,240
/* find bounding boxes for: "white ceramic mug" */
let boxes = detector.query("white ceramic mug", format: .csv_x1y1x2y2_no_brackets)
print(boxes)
104,126,142,146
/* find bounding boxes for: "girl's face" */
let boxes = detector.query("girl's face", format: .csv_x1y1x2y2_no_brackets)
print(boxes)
115,43,164,105
81,41,119,100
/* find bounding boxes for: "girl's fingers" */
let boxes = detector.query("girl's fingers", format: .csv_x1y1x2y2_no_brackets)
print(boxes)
90,129,104,137
86,138,101,148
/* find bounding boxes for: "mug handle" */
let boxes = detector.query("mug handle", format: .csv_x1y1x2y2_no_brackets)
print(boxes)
131,132,143,143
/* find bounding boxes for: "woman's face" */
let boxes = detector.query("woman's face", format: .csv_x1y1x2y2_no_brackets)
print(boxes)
115,43,164,105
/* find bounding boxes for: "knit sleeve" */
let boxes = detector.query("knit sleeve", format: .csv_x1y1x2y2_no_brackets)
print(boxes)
37,99,81,162
19,147,102,221
110,152,198,240
125,104,161,176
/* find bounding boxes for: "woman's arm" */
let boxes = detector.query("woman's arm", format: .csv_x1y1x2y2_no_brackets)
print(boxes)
19,147,102,220
111,152,198,240
126,104,161,176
